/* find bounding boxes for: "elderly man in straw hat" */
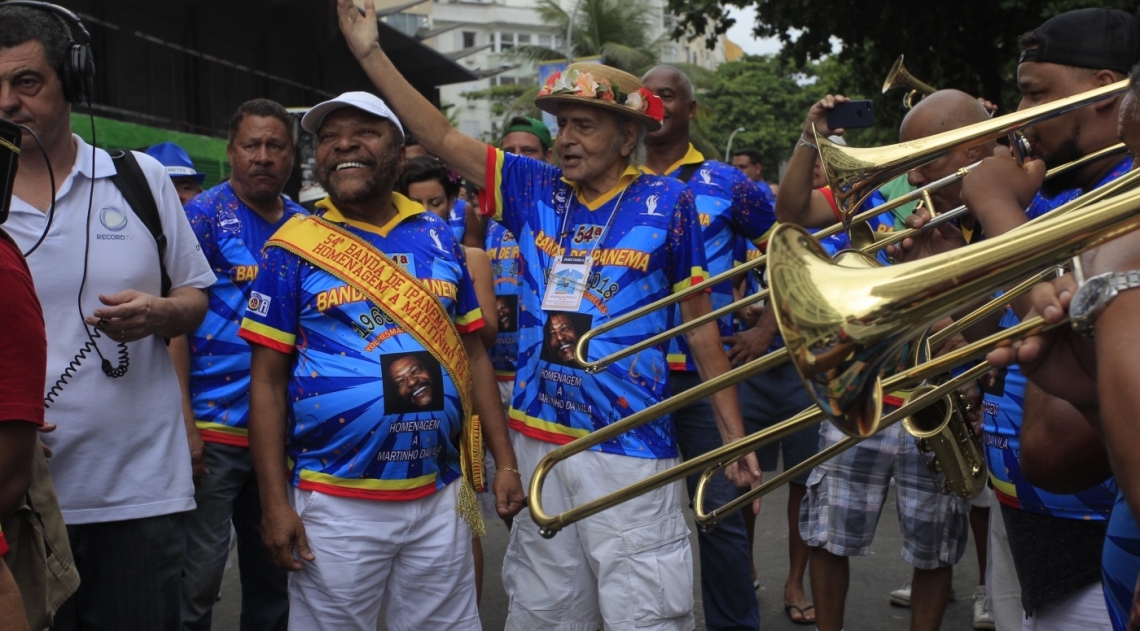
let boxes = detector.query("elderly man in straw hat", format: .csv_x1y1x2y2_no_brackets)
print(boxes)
333,2,761,629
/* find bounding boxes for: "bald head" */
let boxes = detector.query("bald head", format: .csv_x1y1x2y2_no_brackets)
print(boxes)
642,65,694,104
900,89,991,143
901,90,996,213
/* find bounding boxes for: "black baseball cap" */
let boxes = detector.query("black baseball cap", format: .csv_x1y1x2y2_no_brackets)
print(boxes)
1019,8,1140,74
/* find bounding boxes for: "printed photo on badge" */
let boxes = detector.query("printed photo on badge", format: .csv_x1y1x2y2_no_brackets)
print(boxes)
540,311,593,368
381,351,446,414
495,294,518,333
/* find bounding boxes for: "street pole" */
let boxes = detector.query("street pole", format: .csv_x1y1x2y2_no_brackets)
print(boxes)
725,127,745,162
566,0,584,64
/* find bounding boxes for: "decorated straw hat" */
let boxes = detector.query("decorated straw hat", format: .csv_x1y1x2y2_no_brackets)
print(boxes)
535,63,665,131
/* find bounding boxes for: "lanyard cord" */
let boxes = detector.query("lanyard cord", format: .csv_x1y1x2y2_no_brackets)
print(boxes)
554,178,633,264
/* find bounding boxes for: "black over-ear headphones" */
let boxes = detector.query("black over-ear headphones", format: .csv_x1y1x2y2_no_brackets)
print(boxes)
2,1,94,105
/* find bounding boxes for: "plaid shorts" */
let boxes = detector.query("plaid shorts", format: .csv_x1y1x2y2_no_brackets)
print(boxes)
799,420,970,569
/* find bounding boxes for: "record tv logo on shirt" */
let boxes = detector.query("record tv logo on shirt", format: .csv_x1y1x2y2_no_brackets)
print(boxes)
96,206,133,240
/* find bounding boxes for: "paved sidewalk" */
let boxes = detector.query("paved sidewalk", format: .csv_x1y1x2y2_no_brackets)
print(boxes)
212,482,983,630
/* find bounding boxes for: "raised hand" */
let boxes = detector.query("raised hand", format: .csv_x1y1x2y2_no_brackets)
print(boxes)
803,94,850,141
337,0,381,61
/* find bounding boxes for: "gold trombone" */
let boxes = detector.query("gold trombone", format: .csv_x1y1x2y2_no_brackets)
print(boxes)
528,172,1140,537
767,174,1140,438
860,142,1130,254
573,136,1128,375
823,80,1128,228
882,55,938,109
573,81,1129,374
691,265,1061,528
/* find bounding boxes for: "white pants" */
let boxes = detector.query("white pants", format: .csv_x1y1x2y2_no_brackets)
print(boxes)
502,432,695,631
987,492,1024,631
1021,582,1111,631
287,484,480,631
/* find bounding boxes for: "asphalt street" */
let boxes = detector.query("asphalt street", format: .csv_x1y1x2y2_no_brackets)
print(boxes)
212,477,983,630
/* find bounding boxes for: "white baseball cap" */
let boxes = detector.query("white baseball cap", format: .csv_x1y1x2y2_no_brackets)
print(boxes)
300,91,405,137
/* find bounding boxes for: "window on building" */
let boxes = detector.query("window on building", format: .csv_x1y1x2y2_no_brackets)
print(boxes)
663,13,675,30
498,76,517,85
385,13,429,37
517,34,531,45
462,31,477,48
498,32,515,52
537,33,552,47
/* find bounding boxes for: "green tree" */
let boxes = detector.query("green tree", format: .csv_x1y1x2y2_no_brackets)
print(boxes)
668,0,1140,144
701,55,849,176
509,0,662,73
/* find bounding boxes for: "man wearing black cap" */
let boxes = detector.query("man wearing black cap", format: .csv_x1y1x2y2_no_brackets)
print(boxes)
941,7,1140,630
980,63,1140,631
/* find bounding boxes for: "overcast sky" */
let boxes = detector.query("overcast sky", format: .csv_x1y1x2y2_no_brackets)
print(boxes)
725,6,783,56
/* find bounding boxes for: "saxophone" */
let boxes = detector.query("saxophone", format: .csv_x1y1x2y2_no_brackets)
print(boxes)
901,379,988,499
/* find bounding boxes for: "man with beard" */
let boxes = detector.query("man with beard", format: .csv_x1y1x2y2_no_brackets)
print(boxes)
640,64,777,630
389,354,439,410
241,90,523,631
544,312,580,365
910,9,1139,629
174,99,305,631
980,61,1140,631
332,2,760,629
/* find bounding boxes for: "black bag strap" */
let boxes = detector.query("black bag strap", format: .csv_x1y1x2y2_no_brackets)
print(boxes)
675,160,704,185
108,150,170,297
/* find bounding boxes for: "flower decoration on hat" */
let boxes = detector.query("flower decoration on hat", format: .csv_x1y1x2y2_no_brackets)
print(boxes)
539,68,664,123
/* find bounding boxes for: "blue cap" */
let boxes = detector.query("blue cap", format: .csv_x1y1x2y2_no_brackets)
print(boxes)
145,142,205,183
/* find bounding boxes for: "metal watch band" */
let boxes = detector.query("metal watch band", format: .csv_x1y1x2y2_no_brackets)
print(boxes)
1108,269,1140,293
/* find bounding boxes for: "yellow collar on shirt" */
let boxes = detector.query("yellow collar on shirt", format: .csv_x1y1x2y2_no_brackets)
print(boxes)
315,193,424,238
561,163,642,211
641,143,704,177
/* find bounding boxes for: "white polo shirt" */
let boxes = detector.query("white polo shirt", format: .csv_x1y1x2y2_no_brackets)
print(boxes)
5,135,215,524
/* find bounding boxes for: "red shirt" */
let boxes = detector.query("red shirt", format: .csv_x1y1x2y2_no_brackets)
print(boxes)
0,229,46,427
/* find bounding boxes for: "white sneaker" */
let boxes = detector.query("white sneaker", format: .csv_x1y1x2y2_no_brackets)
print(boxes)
973,586,995,630
888,578,956,607
889,579,912,607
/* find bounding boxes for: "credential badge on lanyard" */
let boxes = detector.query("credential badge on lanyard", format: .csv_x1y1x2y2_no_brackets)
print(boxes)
541,184,628,312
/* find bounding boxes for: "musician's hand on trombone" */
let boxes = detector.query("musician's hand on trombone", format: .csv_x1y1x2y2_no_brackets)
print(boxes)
984,273,1097,406
724,453,763,514
961,146,1046,236
884,205,966,262
723,304,780,367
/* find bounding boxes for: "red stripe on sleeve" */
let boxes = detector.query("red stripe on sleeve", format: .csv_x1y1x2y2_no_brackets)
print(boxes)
481,146,497,217
238,328,295,355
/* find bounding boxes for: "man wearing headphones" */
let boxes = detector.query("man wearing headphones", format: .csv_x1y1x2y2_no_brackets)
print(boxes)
0,4,214,630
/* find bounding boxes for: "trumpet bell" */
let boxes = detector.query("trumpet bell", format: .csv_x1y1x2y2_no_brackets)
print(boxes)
901,384,989,499
881,55,937,108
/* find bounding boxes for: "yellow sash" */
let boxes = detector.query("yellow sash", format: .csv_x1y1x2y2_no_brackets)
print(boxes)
267,214,486,535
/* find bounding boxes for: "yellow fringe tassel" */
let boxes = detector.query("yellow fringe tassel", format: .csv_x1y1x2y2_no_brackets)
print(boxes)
456,413,486,537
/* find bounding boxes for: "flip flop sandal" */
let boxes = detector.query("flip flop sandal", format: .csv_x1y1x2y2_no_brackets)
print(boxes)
784,603,816,625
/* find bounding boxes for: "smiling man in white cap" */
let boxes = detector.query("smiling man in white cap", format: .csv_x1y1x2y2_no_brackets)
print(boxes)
240,89,523,631
331,2,761,630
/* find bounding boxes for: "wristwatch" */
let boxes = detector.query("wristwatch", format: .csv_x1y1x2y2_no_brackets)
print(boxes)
1069,270,1140,338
